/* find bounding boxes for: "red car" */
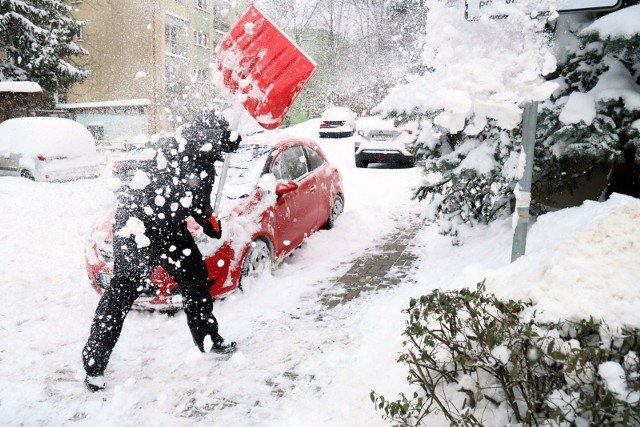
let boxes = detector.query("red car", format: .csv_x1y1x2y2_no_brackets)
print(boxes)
85,135,344,310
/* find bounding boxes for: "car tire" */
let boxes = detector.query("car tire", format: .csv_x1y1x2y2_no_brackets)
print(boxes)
355,160,367,168
325,194,344,230
20,170,35,180
240,239,272,283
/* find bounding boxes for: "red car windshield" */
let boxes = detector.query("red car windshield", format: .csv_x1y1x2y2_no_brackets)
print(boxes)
216,144,274,200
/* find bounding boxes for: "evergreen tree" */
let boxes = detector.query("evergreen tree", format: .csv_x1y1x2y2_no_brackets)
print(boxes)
375,1,556,238
535,11,640,201
413,120,522,240
379,3,639,238
0,0,89,95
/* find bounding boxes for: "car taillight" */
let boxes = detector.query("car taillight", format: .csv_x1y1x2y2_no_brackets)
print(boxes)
37,154,46,161
320,123,329,128
357,130,364,137
404,130,413,135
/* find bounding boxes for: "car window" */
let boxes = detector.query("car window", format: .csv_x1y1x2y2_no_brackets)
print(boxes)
303,146,325,171
218,144,274,199
272,146,309,181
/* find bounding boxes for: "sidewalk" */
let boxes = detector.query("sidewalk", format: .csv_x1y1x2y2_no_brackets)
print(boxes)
320,214,423,309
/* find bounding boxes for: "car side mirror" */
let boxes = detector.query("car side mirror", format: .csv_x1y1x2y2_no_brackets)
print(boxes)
275,180,299,196
257,173,277,193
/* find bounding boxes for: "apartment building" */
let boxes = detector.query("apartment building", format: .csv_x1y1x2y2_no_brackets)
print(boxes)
62,0,244,141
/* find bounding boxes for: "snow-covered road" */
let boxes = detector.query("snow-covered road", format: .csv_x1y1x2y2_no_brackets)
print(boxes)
0,121,427,426
3,119,638,427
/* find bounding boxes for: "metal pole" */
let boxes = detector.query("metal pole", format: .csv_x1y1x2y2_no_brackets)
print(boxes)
511,101,538,262
213,152,231,216
212,101,243,216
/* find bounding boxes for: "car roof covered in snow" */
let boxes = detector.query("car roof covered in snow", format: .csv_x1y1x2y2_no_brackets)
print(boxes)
321,107,355,121
0,117,96,157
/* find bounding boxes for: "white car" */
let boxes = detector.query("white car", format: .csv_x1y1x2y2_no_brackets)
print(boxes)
354,128,416,168
0,117,100,181
319,107,357,138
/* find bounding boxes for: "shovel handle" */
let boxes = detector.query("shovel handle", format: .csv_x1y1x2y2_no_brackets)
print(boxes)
212,102,243,216
213,151,232,216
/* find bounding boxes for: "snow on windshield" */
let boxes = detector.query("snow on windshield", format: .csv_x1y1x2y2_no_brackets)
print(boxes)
216,143,273,200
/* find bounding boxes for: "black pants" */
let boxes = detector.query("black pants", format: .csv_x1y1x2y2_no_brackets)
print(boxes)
82,217,219,377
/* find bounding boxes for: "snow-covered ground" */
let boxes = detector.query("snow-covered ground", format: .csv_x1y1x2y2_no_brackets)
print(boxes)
0,119,638,426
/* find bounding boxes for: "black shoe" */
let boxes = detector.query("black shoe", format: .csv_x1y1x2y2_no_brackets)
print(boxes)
211,340,237,354
84,375,105,392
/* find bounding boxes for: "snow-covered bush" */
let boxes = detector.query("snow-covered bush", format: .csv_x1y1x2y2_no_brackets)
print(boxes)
371,284,640,426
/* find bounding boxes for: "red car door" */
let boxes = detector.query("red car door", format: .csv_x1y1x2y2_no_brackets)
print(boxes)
303,145,332,229
271,145,319,256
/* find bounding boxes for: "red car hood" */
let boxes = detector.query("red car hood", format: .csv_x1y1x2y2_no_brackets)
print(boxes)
95,189,268,245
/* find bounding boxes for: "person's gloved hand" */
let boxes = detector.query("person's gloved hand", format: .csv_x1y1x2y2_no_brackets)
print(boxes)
220,130,241,153
203,216,222,239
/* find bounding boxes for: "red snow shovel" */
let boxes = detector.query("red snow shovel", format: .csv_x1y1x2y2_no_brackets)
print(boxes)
216,4,319,130
212,4,319,214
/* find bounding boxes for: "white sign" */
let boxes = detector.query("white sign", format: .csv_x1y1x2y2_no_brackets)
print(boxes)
465,0,621,19
558,0,620,12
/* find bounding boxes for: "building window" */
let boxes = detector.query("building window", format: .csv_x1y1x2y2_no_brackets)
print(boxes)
165,15,188,56
165,55,189,88
76,26,84,42
194,67,208,82
58,87,68,103
193,30,208,48
213,4,229,33
195,0,209,11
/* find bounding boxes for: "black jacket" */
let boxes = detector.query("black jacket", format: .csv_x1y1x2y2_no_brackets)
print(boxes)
116,125,230,234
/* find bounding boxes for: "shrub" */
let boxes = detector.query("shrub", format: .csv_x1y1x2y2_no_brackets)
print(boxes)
371,283,640,426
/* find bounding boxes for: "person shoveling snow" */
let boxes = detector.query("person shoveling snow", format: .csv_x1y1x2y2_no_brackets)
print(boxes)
81,111,240,392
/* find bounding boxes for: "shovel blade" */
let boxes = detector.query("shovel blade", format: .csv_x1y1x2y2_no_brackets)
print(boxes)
217,4,318,130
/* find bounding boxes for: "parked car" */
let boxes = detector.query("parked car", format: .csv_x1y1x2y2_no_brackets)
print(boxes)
319,107,357,138
85,135,345,310
354,128,416,168
106,134,174,182
0,117,100,181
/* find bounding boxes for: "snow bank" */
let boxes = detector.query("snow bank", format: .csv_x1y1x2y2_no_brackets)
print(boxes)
484,194,640,327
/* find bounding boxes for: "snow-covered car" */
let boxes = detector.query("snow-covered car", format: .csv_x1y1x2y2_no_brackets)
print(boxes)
107,134,174,182
354,128,416,168
319,107,357,138
0,117,100,181
85,135,345,310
